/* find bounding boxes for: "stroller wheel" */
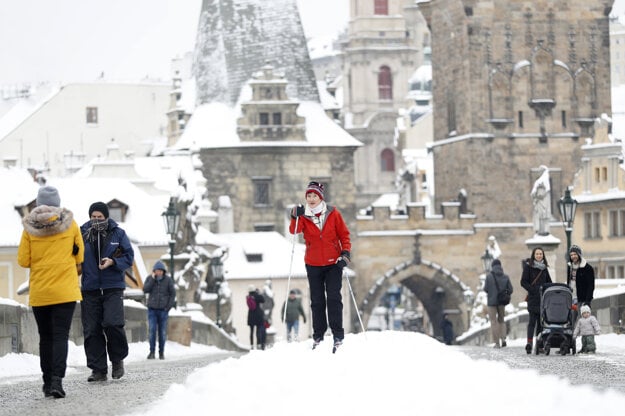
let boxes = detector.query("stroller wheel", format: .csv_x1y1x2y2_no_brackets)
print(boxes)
544,343,550,355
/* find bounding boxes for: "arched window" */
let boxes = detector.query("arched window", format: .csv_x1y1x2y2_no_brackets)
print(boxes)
374,0,388,15
378,66,392,100
381,148,395,172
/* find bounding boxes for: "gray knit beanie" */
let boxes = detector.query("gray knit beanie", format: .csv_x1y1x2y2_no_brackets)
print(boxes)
36,186,61,207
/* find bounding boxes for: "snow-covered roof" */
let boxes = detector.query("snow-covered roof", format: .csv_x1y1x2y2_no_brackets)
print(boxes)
173,101,362,150
217,232,307,280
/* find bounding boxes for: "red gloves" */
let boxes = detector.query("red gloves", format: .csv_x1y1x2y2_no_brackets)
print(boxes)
571,304,578,311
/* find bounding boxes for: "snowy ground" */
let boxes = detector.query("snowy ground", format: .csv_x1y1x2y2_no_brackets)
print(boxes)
2,332,625,416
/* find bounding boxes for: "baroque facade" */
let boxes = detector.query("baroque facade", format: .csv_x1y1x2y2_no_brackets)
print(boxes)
342,0,431,207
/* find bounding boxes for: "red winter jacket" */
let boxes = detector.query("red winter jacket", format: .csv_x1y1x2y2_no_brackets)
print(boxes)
289,205,351,267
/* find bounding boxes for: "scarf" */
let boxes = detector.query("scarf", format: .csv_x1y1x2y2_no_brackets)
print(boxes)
308,201,327,231
532,259,546,270
84,219,109,261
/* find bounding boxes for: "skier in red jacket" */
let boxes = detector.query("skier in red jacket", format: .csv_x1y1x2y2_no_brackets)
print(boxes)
289,181,351,352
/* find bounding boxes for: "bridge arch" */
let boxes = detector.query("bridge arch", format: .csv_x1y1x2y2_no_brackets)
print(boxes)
359,259,472,338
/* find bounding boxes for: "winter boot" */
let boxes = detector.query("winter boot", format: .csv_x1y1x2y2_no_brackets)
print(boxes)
147,351,155,359
112,361,124,379
87,371,107,382
525,339,532,354
49,376,65,399
501,339,507,348
42,374,52,397
332,337,343,354
312,338,322,350
159,352,165,360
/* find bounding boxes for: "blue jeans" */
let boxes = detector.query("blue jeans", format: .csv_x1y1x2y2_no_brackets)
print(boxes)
148,308,169,353
286,320,300,342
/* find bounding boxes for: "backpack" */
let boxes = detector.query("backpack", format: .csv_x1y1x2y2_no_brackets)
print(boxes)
493,275,511,305
246,295,257,311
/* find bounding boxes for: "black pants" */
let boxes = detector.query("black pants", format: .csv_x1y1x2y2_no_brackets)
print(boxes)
306,264,344,341
527,310,542,341
249,324,266,349
81,289,129,373
32,302,76,382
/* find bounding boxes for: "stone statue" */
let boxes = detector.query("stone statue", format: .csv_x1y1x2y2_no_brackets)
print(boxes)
486,235,501,259
261,279,275,325
531,166,551,235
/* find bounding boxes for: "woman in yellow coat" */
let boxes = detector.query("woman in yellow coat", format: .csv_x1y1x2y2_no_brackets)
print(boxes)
17,186,84,399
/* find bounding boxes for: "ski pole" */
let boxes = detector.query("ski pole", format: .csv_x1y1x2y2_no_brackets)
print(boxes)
344,268,367,339
283,215,299,324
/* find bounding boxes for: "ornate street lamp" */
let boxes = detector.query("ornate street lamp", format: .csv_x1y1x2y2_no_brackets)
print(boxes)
481,249,494,273
558,188,578,256
161,197,180,281
210,255,224,328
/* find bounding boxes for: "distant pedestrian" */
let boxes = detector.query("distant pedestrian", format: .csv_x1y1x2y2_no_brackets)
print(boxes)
80,201,134,382
261,279,275,325
441,314,454,345
567,244,595,311
573,304,601,353
484,259,513,348
143,260,176,360
18,186,84,398
281,290,307,342
246,285,266,350
520,247,552,354
289,181,351,352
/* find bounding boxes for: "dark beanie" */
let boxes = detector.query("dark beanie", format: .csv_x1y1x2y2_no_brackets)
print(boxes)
569,245,582,257
89,201,109,219
491,259,502,268
152,260,167,272
305,181,324,200
36,186,61,207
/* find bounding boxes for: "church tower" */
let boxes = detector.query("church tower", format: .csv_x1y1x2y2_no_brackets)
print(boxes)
418,0,614,223
342,0,430,207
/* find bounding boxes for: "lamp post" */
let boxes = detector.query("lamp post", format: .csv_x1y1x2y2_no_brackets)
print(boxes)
481,249,494,273
210,255,224,328
558,188,578,256
161,197,180,283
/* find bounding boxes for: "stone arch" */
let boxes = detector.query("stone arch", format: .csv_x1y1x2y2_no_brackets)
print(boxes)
574,67,596,118
359,259,471,338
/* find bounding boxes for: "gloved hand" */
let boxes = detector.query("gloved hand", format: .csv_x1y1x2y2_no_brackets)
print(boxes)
291,204,305,218
72,244,80,255
336,251,350,269
571,304,578,311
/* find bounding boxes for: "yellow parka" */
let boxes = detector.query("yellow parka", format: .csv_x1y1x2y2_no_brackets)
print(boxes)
17,206,84,306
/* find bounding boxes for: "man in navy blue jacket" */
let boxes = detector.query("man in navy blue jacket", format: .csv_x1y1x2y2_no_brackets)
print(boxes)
80,202,134,382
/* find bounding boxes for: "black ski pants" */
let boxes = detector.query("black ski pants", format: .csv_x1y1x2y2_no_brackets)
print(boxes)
81,289,129,373
32,301,76,382
306,263,344,341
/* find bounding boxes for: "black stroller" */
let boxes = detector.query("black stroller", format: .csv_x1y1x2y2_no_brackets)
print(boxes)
536,283,576,355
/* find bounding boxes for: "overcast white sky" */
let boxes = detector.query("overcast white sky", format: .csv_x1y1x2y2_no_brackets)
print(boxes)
0,0,349,85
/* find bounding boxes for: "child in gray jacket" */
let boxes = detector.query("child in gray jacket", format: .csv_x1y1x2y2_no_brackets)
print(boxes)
573,304,601,353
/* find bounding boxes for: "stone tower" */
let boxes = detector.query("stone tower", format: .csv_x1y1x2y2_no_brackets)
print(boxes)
192,0,319,106
342,0,430,207
418,0,614,223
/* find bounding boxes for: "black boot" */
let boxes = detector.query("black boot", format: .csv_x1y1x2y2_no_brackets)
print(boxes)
112,361,124,379
49,376,65,399
42,374,52,397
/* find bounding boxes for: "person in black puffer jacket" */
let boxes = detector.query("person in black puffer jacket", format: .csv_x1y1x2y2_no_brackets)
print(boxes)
246,285,266,350
484,259,513,348
143,260,176,360
520,247,552,354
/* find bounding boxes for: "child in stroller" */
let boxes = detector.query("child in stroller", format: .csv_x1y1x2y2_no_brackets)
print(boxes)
536,283,576,355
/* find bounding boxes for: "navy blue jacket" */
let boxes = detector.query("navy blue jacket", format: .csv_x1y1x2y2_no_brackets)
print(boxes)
80,218,134,291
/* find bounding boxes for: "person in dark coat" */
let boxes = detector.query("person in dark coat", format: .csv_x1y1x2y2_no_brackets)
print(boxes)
520,247,552,354
281,289,307,342
566,245,595,310
484,259,513,348
143,260,176,360
441,314,454,345
246,285,266,350
80,202,134,382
